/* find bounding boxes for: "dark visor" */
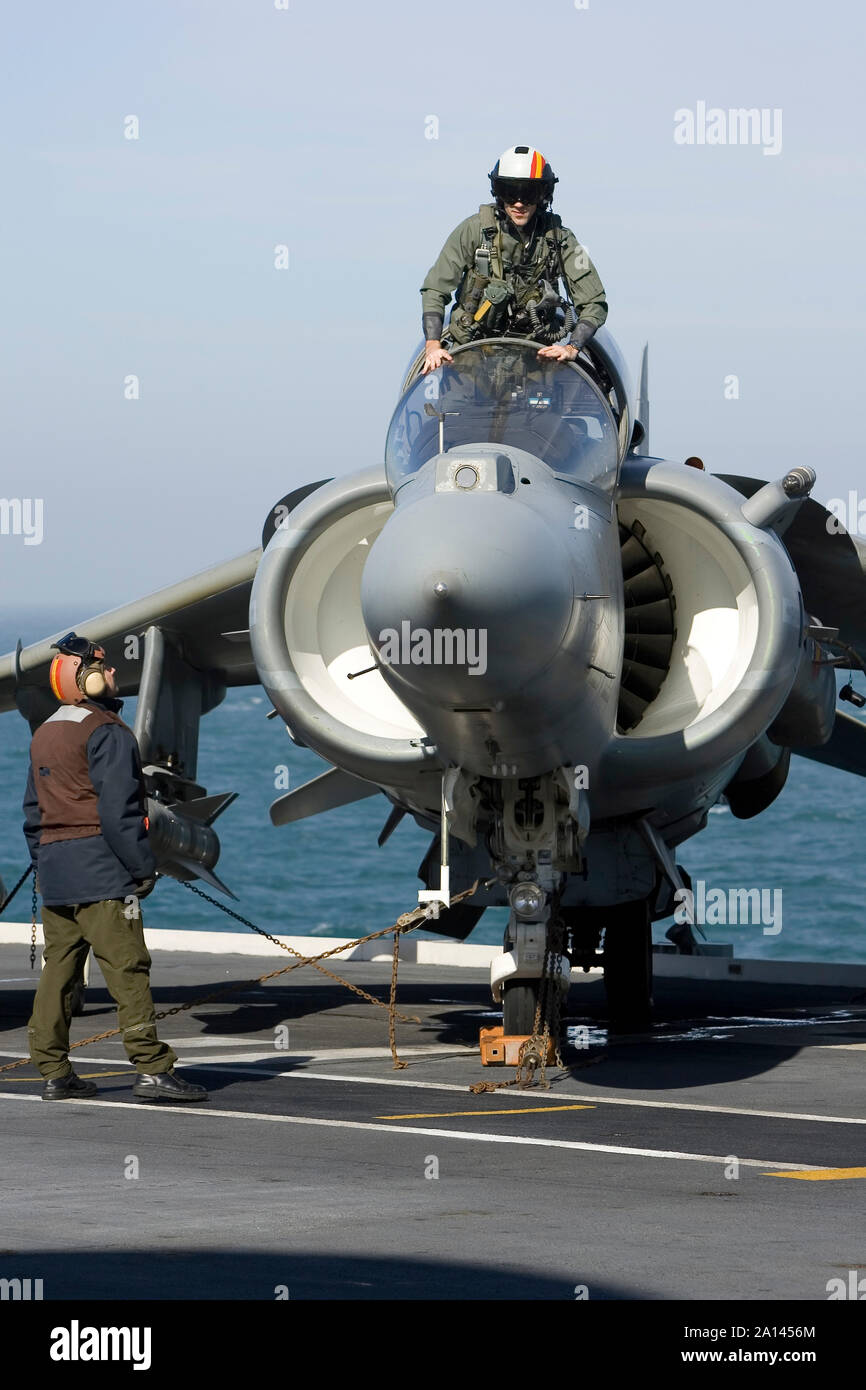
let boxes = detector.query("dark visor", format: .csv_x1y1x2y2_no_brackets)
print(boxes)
492,179,544,203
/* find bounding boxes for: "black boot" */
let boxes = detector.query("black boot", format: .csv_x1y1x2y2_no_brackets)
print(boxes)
132,1070,208,1103
42,1071,98,1101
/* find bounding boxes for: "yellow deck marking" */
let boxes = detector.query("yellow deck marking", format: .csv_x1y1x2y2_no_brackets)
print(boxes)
0,1092,820,1168
375,1104,594,1119
76,1070,130,1080
0,1070,129,1083
765,1166,866,1181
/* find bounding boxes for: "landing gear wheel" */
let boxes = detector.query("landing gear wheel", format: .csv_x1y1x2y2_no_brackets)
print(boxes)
503,981,540,1036
603,901,653,1035
69,982,86,1017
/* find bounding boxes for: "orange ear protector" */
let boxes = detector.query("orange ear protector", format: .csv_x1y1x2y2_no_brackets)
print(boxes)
48,634,109,704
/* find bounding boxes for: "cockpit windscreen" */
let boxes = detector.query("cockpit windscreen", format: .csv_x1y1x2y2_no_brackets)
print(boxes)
385,341,619,491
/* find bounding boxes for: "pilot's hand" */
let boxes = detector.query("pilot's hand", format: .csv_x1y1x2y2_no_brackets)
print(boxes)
421,341,453,374
537,343,579,363
134,876,156,900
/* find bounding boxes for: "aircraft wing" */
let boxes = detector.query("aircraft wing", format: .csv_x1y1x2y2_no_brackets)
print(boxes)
796,710,866,780
0,548,262,754
718,475,866,658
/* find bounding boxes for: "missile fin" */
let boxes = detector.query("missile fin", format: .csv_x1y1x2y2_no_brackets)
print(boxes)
172,791,238,826
162,857,238,901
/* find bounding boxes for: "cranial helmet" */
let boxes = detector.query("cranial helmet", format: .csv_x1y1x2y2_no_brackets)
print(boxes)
489,145,557,204
48,632,109,703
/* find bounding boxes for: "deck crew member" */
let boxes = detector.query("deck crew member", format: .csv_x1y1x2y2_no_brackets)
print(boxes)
420,145,608,375
23,632,207,1103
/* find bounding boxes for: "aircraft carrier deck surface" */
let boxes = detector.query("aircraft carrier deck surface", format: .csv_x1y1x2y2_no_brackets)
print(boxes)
1,937,864,1304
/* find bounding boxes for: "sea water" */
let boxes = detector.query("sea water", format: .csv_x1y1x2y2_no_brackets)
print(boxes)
1,609,863,961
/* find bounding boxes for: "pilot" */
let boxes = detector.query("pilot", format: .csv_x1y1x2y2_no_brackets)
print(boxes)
420,145,608,375
22,632,207,1104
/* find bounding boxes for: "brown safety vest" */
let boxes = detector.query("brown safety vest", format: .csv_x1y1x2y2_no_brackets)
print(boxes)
30,702,135,844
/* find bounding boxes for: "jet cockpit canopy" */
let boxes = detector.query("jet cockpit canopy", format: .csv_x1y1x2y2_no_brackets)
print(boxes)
386,340,621,495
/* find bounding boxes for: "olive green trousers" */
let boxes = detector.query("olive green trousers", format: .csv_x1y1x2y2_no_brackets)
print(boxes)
28,899,176,1080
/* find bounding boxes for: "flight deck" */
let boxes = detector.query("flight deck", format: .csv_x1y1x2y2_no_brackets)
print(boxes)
1,938,863,1302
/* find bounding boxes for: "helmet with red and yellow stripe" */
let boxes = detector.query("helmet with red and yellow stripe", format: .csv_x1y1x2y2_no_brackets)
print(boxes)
489,145,557,205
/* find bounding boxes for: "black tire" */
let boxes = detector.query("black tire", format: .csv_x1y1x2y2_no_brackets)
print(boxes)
69,982,87,1017
503,981,540,1036
603,901,653,1034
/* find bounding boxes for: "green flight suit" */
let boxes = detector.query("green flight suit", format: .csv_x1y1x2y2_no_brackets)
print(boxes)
420,203,608,345
28,899,176,1080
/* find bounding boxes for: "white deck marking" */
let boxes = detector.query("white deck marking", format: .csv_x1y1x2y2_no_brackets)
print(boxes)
1,1048,864,1124
168,1045,476,1064
0,1091,819,1170
219,1069,866,1125
162,1037,278,1049
1,1042,477,1062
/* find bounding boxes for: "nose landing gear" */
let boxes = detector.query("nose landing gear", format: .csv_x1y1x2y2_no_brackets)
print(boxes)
490,907,570,1081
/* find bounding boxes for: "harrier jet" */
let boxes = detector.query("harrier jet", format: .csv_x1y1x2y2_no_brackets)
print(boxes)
2,332,865,1033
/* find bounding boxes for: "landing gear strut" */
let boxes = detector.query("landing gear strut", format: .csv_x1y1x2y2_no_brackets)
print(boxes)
493,908,569,1050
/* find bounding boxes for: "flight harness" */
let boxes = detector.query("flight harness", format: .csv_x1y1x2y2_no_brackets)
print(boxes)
445,204,579,347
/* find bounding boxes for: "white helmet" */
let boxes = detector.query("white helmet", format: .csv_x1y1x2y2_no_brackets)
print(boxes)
489,145,557,203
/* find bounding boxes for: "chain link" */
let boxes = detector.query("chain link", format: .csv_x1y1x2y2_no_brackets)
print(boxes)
0,863,40,971
0,876,481,1076
178,879,424,1023
29,880,38,971
388,930,408,1071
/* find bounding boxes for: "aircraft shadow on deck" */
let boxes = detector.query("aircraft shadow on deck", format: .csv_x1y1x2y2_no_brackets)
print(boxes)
0,1248,645,1301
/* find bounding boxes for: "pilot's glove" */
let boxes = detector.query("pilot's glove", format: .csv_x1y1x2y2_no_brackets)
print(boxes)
134,876,156,900
569,321,598,351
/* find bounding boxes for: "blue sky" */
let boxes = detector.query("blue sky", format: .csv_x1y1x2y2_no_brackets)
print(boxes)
0,0,863,610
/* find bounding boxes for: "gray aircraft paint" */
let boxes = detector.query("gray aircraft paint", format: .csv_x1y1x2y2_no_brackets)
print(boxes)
1,333,864,938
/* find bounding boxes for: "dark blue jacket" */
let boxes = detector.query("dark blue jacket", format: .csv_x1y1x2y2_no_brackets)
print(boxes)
23,697,156,907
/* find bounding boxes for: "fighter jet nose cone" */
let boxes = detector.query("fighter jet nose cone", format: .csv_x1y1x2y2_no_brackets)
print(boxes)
360,492,575,703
